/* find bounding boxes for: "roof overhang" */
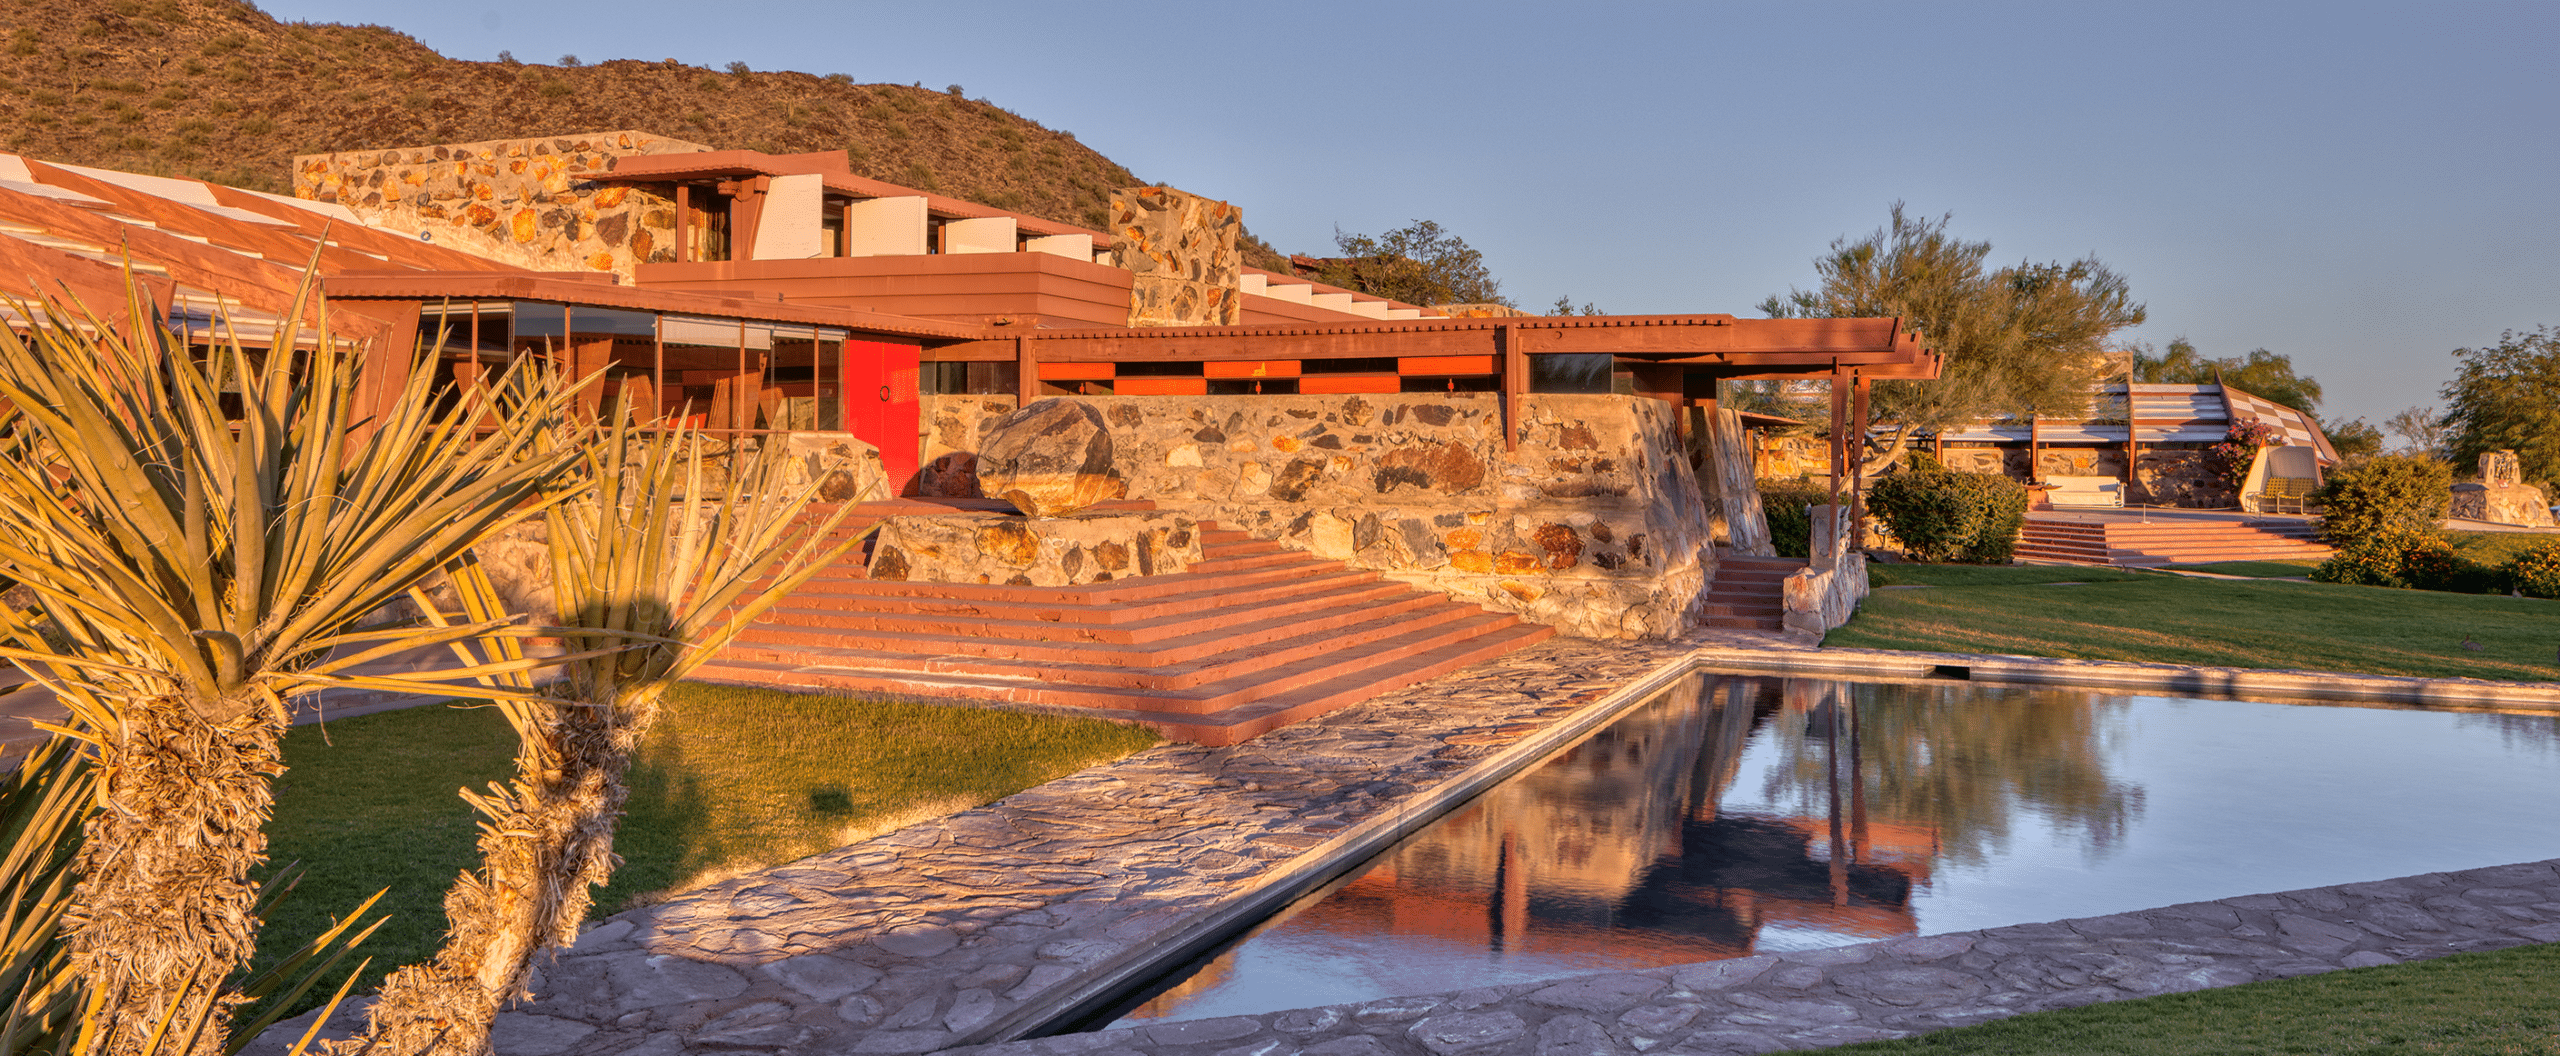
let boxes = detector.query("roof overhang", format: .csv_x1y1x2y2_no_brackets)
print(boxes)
924,314,1941,380
595,150,1107,241
323,271,993,340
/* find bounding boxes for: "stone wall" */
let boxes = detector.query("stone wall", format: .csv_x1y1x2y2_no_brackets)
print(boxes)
869,510,1202,587
294,130,709,279
2132,446,2230,508
1110,186,1240,327
1782,505,1868,638
919,392,1712,639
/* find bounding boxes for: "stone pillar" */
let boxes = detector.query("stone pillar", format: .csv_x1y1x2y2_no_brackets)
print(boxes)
1111,187,1242,327
2484,450,2522,489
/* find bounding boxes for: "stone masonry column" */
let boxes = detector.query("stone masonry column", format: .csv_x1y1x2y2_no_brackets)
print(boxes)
1111,187,1242,327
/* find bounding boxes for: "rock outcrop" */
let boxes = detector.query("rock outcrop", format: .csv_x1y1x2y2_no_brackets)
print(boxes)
2450,451,2556,527
974,399,1125,517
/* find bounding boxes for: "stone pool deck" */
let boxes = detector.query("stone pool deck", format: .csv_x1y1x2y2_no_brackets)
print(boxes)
295,631,2557,1056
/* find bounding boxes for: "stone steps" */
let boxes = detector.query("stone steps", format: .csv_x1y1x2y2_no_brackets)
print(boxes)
1699,552,1806,631
701,516,1555,744
2014,517,2330,567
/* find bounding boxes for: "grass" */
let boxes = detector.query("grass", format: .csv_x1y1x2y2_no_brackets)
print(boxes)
2157,560,2317,578
1868,563,2150,587
1834,941,2560,1055
1833,566,2560,681
251,685,1160,1009
2446,529,2560,568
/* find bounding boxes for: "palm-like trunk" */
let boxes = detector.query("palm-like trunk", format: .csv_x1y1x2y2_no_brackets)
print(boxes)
0,274,584,1048
361,425,866,1055
66,693,282,1056
361,688,658,1056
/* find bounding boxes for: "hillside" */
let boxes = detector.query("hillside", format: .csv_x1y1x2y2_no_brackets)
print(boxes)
0,0,1287,267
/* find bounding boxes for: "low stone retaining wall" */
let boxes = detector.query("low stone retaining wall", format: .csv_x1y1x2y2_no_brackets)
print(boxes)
1780,505,1867,637
920,393,1712,639
869,510,1203,586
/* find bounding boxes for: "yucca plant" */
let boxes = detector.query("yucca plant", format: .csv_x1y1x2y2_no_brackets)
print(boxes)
361,411,870,1055
0,274,588,1054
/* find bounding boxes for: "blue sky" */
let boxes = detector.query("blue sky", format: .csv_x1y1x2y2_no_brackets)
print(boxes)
264,0,2560,431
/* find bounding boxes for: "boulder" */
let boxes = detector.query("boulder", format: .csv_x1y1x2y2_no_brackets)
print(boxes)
974,399,1124,517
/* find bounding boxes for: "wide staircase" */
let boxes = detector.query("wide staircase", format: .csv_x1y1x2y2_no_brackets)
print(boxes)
696,502,1555,745
2013,516,2331,567
1699,552,1807,631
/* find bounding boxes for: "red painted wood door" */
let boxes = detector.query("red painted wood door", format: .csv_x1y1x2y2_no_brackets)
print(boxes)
842,336,923,495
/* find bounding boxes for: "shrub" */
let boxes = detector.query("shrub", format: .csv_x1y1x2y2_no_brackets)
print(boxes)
2306,523,2500,591
1757,478,1831,559
2507,540,2560,599
2315,453,2452,546
1866,468,2029,564
2205,420,2283,493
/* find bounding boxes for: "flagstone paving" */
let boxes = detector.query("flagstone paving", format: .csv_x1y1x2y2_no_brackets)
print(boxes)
407,631,2559,1056
489,632,1710,1056
943,862,2560,1056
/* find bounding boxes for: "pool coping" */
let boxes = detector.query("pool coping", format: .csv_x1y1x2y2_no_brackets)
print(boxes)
1688,642,2560,709
946,861,2560,1056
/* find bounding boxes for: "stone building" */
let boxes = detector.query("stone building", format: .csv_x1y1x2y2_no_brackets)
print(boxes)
0,136,1937,740
1925,381,2340,510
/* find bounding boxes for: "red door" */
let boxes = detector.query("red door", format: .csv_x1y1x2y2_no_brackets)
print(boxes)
842,336,923,494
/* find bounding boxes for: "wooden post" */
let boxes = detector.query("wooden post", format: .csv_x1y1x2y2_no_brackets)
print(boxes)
674,184,692,263
1499,324,1524,453
1015,334,1036,404
1827,364,1848,506
1850,371,1870,544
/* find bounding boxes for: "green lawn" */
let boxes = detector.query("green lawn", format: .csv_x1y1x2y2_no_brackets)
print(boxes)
2156,560,2317,578
251,685,1160,1010
1836,940,2560,1055
2447,529,2560,568
1834,566,2557,682
1868,563,2151,587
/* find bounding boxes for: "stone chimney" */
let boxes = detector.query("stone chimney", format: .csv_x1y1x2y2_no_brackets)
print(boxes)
1111,186,1241,327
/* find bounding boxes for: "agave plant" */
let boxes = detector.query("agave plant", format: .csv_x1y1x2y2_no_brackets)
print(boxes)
0,276,589,1054
361,411,869,1056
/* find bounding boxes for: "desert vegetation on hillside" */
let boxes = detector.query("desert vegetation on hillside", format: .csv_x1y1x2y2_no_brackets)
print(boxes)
0,0,1290,267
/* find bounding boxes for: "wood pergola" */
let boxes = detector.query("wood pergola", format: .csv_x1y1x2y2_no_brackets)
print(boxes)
929,313,1940,509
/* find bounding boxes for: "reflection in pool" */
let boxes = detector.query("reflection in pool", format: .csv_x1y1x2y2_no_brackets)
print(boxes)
1105,673,2560,1025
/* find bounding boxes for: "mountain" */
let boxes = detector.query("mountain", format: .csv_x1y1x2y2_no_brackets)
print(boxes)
0,0,1288,267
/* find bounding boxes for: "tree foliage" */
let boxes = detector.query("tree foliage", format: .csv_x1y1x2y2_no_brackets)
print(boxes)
1319,220,1512,308
1866,466,2030,564
2386,405,2452,459
2321,417,2384,461
2440,324,2560,487
2313,453,2453,546
2133,338,2325,415
1761,204,2146,469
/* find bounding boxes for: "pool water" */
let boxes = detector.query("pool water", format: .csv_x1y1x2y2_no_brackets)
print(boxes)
1105,672,2560,1024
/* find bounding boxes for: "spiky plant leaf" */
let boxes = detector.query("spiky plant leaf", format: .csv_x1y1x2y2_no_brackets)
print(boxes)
0,267,587,1053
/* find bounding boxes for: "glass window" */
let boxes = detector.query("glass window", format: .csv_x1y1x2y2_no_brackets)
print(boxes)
1529,353,1613,394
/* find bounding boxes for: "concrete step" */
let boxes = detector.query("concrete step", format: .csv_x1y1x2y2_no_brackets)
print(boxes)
703,609,1535,718
765,568,1392,630
699,622,1554,747
737,586,1453,662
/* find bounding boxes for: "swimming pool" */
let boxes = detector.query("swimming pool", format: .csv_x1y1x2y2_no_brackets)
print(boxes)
1101,671,2560,1024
